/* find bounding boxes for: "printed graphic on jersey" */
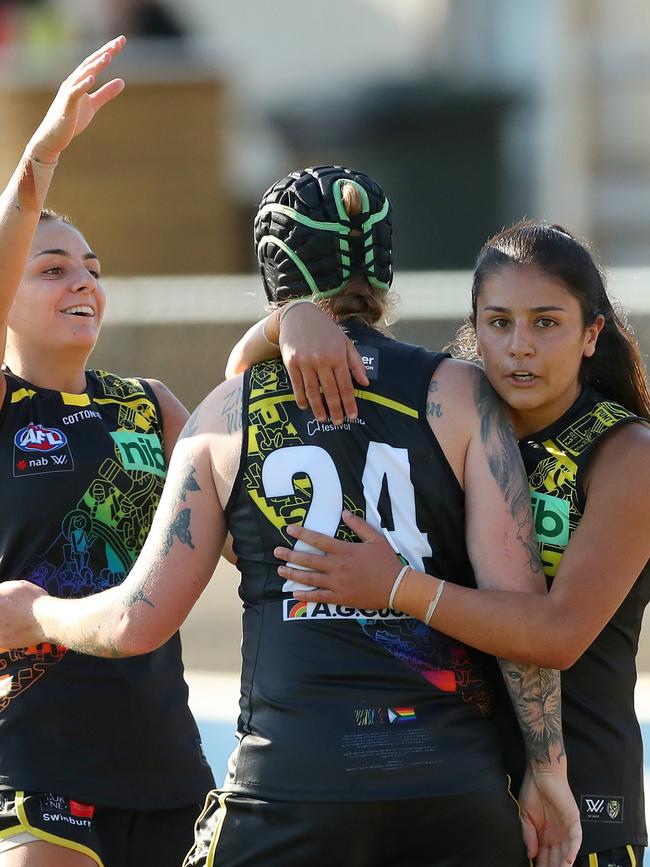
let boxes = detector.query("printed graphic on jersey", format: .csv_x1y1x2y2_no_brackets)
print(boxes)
580,794,624,823
111,430,166,477
15,423,67,452
1,375,165,712
354,344,379,381
38,793,95,827
530,491,570,546
246,360,494,715
0,643,67,713
527,400,635,578
283,599,409,620
13,423,75,477
245,361,362,548
388,707,416,723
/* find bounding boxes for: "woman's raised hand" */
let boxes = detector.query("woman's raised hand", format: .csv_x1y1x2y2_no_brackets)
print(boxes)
279,303,369,425
28,36,127,165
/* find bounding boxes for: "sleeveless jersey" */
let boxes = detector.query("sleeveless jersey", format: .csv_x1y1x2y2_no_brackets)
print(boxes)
519,386,650,851
224,322,506,802
0,369,214,808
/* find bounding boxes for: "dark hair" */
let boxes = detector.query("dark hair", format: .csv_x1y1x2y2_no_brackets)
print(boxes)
454,220,650,418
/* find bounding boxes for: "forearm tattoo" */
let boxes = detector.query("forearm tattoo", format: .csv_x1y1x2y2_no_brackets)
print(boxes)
499,660,564,766
473,370,542,574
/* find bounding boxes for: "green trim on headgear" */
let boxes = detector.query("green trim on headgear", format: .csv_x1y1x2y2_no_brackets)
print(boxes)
255,166,392,302
258,235,319,297
256,203,349,235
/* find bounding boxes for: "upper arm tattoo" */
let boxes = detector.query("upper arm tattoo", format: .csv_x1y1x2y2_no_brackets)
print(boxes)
161,465,201,555
473,370,542,575
426,378,443,419
222,385,243,434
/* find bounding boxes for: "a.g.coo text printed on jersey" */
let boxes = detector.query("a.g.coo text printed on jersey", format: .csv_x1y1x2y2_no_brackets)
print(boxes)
283,599,409,621
13,422,74,477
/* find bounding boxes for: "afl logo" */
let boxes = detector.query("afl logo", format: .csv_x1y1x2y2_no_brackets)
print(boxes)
15,423,67,453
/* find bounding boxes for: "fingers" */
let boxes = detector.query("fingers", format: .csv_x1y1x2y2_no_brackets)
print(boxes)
74,35,126,79
278,566,328,587
334,360,359,421
318,366,344,425
87,78,126,112
346,339,369,388
285,364,309,411
285,523,343,554
275,546,332,572
341,509,384,543
301,367,328,422
292,589,338,604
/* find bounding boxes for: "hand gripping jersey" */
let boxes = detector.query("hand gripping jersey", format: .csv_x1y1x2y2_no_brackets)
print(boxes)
0,369,214,808
519,387,650,852
224,322,506,801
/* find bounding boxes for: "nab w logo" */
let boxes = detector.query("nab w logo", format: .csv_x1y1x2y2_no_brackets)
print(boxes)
111,431,166,478
585,799,604,814
15,423,67,453
530,491,570,546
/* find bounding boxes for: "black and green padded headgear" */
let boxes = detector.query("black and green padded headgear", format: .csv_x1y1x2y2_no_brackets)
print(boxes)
254,165,393,303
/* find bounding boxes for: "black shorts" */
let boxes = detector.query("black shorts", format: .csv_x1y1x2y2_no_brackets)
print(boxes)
575,845,644,867
183,780,530,867
0,791,202,867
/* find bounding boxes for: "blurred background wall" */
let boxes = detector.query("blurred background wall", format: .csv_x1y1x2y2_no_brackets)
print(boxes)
1,0,650,670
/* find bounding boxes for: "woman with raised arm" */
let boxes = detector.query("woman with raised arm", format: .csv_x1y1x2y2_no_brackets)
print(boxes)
0,39,213,867
230,221,650,867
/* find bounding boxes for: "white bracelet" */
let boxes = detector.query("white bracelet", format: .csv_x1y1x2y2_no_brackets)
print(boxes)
388,564,410,610
278,297,314,328
424,580,446,625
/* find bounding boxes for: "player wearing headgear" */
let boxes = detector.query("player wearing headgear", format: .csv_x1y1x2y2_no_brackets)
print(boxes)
0,168,580,866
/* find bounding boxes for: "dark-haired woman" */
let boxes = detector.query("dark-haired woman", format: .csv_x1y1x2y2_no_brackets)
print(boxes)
238,221,650,867
0,38,213,866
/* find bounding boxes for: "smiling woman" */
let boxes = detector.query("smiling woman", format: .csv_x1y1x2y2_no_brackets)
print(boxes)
0,38,213,867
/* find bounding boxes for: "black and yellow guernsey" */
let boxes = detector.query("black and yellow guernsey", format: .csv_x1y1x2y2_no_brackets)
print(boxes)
0,369,214,808
520,386,650,852
224,322,506,801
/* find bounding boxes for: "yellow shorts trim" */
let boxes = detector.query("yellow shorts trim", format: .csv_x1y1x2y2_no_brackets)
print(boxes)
15,792,104,867
588,854,599,867
0,823,28,840
626,844,637,867
206,792,231,867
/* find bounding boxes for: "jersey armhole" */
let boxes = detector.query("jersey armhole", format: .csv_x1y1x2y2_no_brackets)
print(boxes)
576,415,645,511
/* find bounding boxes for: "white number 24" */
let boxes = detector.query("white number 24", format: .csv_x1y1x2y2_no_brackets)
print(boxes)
262,443,431,591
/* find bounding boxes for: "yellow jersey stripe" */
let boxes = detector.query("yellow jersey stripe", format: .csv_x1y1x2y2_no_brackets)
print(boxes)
10,388,36,403
248,390,419,419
